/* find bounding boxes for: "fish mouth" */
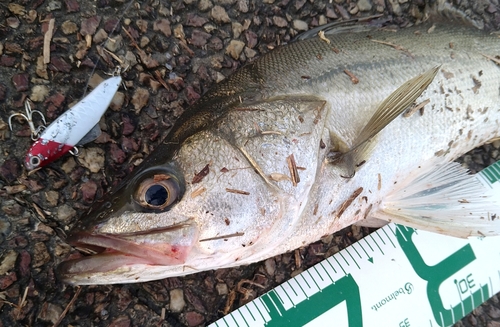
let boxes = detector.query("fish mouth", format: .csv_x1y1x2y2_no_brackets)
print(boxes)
58,223,198,283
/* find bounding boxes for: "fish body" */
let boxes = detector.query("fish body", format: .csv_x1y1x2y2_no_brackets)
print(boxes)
25,76,122,170
60,23,500,284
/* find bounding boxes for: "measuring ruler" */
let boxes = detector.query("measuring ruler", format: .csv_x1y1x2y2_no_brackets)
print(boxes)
211,160,500,327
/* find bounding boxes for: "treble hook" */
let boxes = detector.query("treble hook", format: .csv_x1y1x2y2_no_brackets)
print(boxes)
8,100,47,140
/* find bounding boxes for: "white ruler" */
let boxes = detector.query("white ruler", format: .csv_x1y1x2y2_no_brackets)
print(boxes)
211,160,500,327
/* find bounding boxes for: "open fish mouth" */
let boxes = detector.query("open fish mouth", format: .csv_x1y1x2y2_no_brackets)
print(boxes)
58,223,199,280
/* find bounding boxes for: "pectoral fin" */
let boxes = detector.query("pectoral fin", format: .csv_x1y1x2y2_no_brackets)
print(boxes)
370,161,500,238
330,66,440,177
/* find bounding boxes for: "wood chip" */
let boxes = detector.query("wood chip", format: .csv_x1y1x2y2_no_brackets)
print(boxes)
192,164,210,184
403,99,430,118
43,18,55,64
371,39,414,58
269,173,291,182
153,174,170,182
318,30,330,44
287,154,300,186
190,187,206,198
335,187,363,219
294,249,302,269
225,188,250,195
481,53,500,66
344,69,359,84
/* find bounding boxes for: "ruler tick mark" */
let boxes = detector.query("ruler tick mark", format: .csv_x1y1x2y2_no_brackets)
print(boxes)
369,233,384,255
333,255,347,275
345,248,361,269
381,228,396,248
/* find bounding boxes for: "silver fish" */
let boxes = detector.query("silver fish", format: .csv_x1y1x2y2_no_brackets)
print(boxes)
59,21,500,285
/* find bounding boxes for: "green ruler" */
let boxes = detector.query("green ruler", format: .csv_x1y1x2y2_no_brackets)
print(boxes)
211,160,500,327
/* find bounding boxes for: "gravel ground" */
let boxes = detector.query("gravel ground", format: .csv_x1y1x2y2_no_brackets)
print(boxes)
0,0,499,326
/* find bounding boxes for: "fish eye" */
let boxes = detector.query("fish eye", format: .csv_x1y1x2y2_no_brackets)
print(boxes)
135,174,180,210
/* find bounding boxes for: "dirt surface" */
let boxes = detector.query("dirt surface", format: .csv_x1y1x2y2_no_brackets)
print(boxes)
0,0,499,326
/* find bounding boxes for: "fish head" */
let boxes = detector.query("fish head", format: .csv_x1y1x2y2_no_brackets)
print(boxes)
58,135,287,284
59,82,328,284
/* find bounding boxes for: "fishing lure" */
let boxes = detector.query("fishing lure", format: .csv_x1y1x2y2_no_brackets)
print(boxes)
25,75,122,170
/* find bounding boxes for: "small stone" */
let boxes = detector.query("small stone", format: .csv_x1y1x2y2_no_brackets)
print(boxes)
93,28,108,44
78,147,105,173
18,250,31,277
232,21,243,38
105,35,122,53
61,157,76,174
30,85,49,102
198,0,213,11
12,73,29,92
109,144,126,164
56,204,76,224
80,180,98,203
64,0,79,12
273,16,288,28
186,13,209,27
50,57,72,73
318,15,327,26
44,191,59,207
110,92,125,111
237,0,249,12
0,271,16,290
6,17,20,29
124,51,137,67
131,88,149,114
38,303,63,324
264,258,276,275
8,4,26,15
492,140,500,149
244,47,257,59
153,19,171,37
61,20,78,34
139,36,151,48
136,19,148,33
349,4,359,14
293,19,308,31
121,114,135,136
174,24,185,39
245,30,257,48
80,16,101,36
33,242,50,267
169,289,186,312
211,5,231,24
0,250,17,275
387,0,402,15
47,1,62,11
189,29,211,47
358,0,372,11
0,159,20,183
225,40,245,59
216,283,228,295
185,311,204,327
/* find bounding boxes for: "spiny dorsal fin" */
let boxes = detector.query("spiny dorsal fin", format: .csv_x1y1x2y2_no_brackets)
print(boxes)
331,66,440,177
371,161,500,238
